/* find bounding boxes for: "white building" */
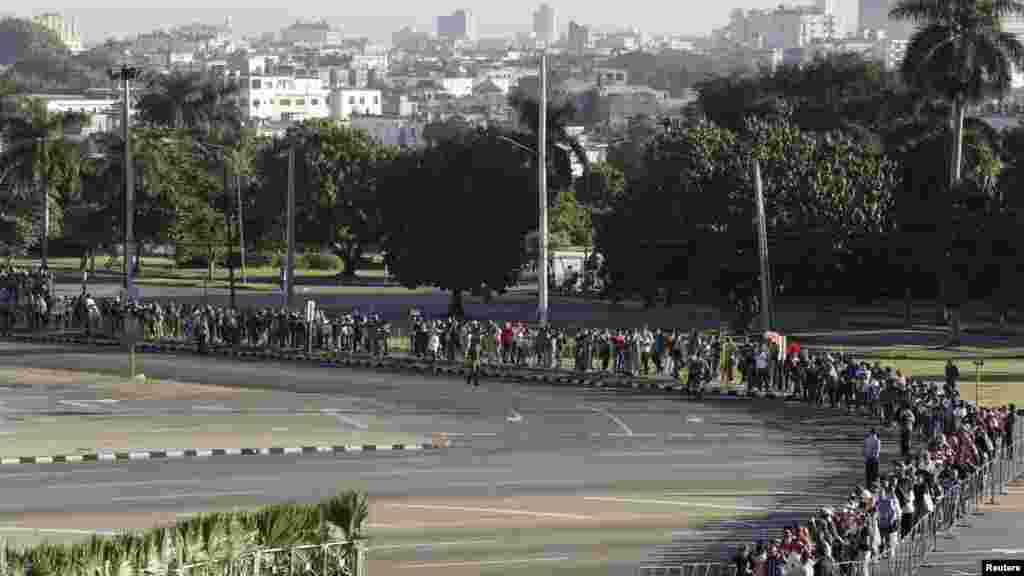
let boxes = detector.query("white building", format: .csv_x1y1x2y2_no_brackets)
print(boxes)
238,76,330,123
27,94,120,135
329,89,383,120
745,6,834,49
440,77,474,97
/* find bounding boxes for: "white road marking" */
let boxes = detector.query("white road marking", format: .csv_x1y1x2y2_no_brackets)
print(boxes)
271,427,289,432
375,503,597,520
705,433,728,438
59,400,101,410
583,496,770,512
686,416,704,424
608,433,657,438
111,490,265,503
192,405,231,412
595,449,713,458
992,549,1024,554
398,556,571,569
321,410,369,430
669,433,696,439
369,538,499,552
736,432,763,438
92,399,119,404
584,405,633,436
507,410,523,423
471,432,499,437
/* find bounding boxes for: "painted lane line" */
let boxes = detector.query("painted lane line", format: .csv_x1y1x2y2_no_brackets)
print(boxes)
111,490,265,503
398,556,571,569
736,432,763,438
322,410,369,430
704,433,728,438
584,405,633,436
582,496,771,512
686,416,704,424
608,432,657,438
35,456,53,464
59,400,102,410
196,450,214,458
471,432,499,437
595,449,714,458
192,405,232,412
670,433,696,439
375,503,597,521
369,538,500,552
507,410,523,423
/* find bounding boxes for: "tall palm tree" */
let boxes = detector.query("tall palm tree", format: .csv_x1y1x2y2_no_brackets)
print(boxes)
508,89,590,197
0,95,89,263
135,71,206,130
891,0,1024,344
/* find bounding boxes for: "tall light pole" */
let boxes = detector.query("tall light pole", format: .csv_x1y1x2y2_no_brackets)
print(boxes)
110,64,140,300
754,160,772,332
538,50,549,326
285,144,296,308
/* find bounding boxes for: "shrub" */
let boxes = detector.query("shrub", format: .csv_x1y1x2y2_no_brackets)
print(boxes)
300,252,343,271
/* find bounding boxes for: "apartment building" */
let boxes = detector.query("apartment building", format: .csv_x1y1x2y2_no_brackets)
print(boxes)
328,89,383,120
237,75,330,123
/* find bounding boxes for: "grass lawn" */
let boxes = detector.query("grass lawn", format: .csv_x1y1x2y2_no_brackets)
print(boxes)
12,256,388,283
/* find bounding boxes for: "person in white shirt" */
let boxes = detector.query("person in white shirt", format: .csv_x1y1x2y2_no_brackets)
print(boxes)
640,328,654,375
755,347,769,391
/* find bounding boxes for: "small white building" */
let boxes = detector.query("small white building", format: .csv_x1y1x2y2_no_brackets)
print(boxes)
328,89,383,120
238,75,330,123
440,77,474,98
27,94,120,135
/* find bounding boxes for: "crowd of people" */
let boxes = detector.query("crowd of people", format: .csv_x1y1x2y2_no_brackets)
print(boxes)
731,364,1019,576
0,266,53,335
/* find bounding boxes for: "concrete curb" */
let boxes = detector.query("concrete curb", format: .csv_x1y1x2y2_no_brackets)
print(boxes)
10,333,797,402
0,442,440,466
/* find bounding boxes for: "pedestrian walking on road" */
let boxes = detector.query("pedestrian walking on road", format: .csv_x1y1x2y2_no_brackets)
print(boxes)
1005,404,1017,460
945,359,960,396
864,428,880,487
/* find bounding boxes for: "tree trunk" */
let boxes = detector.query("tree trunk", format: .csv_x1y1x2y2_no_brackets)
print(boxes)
448,290,465,319
339,243,363,280
904,286,912,329
949,306,962,347
939,99,965,331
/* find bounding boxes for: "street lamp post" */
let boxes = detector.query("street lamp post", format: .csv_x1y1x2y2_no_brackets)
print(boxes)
538,50,549,326
109,64,140,301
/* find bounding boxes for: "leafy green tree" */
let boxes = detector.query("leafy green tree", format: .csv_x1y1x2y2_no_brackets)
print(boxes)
575,160,625,208
547,188,593,249
378,128,536,317
508,89,587,193
249,120,395,278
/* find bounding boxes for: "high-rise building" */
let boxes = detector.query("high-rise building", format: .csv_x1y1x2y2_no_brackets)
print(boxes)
436,9,476,41
568,21,590,53
32,12,83,53
533,4,557,46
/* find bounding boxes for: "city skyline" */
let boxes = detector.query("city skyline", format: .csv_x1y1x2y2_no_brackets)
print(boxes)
5,0,862,46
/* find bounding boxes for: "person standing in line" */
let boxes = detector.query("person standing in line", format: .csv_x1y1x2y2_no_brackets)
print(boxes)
864,428,880,487
1005,404,1017,460
945,359,960,397
897,403,916,459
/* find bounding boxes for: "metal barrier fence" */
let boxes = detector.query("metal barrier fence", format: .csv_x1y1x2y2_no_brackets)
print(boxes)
639,418,1023,576
176,541,365,576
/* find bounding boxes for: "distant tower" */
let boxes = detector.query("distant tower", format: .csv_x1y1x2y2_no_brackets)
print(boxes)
224,16,233,31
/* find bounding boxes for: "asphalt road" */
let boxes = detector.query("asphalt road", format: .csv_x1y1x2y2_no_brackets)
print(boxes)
917,479,1024,576
0,341,900,575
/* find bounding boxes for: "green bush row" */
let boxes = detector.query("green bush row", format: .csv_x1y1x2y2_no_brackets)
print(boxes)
4,490,368,575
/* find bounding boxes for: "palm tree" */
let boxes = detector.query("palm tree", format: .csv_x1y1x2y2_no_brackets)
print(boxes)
508,89,590,197
136,71,234,130
891,0,1024,344
0,95,90,264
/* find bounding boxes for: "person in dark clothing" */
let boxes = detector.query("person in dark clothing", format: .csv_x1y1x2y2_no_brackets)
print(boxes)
898,403,916,458
814,542,837,576
946,360,960,396
1006,404,1017,460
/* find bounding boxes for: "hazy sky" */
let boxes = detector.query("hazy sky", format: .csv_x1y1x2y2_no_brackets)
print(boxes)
12,1,861,45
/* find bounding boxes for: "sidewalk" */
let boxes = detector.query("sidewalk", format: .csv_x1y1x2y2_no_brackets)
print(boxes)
918,479,1024,576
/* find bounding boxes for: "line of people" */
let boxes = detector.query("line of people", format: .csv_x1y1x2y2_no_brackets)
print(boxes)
732,383,1018,576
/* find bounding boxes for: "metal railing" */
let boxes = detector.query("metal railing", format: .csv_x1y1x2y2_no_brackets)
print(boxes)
639,418,1023,576
176,541,365,576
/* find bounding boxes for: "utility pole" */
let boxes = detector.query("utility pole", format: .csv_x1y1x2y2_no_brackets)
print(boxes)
755,160,771,333
224,161,236,310
110,64,140,300
237,173,247,284
38,138,49,273
285,145,296,308
538,50,549,326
